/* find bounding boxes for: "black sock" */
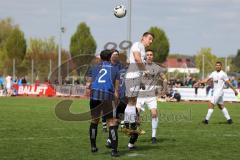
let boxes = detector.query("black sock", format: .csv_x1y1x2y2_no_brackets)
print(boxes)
124,122,129,129
109,126,118,152
89,123,98,148
102,116,107,129
102,122,107,129
129,133,139,144
129,123,138,144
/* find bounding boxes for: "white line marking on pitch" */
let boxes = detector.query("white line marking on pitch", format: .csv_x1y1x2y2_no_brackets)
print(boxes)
0,128,65,131
0,136,80,141
127,153,145,157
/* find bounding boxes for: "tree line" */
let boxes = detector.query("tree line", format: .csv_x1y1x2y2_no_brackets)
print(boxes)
0,17,239,83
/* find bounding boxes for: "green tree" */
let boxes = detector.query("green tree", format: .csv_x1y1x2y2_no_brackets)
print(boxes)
24,37,69,81
0,18,16,48
70,22,96,58
26,37,57,60
148,26,170,63
5,27,27,62
0,18,16,74
232,49,240,72
3,26,27,76
195,48,218,76
70,22,96,77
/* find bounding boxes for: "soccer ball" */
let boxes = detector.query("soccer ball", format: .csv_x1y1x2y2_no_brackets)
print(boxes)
114,5,127,18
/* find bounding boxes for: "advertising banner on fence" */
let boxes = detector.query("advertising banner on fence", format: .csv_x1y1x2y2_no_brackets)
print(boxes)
55,85,86,97
174,88,240,102
16,84,55,96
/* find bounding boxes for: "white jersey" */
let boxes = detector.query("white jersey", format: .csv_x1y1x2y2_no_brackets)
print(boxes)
128,42,146,63
5,76,12,89
138,62,165,97
126,42,146,78
208,70,229,95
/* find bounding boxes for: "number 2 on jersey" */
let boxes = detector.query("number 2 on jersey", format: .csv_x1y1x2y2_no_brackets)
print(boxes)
98,69,107,83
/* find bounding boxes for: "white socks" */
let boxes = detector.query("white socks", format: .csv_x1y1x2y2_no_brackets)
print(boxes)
152,117,158,138
124,105,137,123
205,107,231,121
205,109,214,120
221,107,231,120
128,143,134,148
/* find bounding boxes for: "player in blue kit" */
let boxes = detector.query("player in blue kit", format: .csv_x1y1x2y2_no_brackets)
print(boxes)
101,50,125,132
116,62,128,128
110,50,129,129
86,49,120,157
105,51,129,148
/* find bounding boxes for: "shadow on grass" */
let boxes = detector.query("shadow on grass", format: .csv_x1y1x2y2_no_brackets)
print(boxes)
201,121,232,125
139,137,176,143
98,143,161,157
118,137,177,156
217,121,232,125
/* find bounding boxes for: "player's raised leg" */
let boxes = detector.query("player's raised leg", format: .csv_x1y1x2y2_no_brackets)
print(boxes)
124,69,142,150
124,96,139,150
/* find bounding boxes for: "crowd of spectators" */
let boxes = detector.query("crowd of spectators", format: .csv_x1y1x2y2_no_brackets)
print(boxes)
158,75,240,102
1,73,239,98
0,75,29,96
168,75,240,89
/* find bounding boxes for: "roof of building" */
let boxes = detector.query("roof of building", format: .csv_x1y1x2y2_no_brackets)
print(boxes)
163,57,196,68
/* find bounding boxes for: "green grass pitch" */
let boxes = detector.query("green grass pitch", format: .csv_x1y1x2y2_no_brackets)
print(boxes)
0,97,240,160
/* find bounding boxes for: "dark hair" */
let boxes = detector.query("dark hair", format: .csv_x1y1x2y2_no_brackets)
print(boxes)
100,49,112,61
216,61,222,65
111,49,119,55
142,32,154,38
146,49,154,53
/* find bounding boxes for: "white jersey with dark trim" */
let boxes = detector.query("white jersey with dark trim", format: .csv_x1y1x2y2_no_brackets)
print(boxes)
208,70,229,95
138,62,165,97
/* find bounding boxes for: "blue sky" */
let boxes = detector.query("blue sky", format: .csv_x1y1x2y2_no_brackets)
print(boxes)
0,0,240,56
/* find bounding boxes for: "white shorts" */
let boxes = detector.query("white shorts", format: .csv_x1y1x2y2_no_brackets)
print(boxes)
6,83,11,90
136,96,157,111
125,77,141,98
210,94,224,105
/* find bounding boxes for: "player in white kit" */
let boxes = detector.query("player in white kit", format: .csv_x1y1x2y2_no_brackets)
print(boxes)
124,32,154,149
194,62,238,124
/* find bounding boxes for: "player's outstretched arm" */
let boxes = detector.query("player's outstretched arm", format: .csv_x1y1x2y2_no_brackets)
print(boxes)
225,80,238,96
194,77,211,87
